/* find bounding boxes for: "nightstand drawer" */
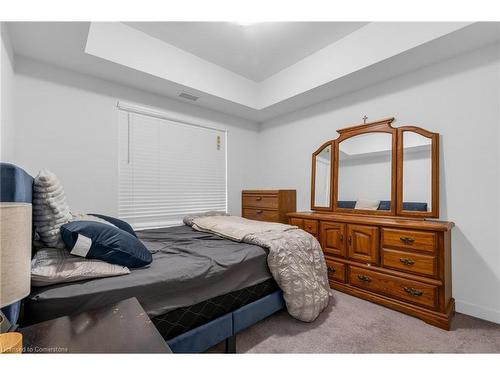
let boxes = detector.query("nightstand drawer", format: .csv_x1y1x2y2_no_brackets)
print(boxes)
242,194,278,209
382,248,437,277
242,208,279,222
382,228,437,253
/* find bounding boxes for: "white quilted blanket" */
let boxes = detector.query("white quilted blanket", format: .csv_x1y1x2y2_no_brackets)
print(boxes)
190,215,331,322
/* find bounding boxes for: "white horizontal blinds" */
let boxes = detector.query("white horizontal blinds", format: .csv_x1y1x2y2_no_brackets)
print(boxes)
119,111,227,229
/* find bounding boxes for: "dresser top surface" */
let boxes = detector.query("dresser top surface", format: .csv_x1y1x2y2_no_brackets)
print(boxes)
242,189,296,194
288,211,454,231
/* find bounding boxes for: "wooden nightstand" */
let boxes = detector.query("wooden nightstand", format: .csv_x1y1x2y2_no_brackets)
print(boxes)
19,298,171,353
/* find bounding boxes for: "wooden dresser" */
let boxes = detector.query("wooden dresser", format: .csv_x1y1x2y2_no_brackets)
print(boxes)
242,190,296,224
289,211,454,329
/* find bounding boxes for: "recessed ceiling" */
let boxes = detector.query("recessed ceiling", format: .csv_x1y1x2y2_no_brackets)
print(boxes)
7,22,498,122
125,22,368,82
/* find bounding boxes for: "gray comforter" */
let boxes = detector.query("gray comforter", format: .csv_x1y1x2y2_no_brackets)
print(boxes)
186,215,331,322
25,225,272,324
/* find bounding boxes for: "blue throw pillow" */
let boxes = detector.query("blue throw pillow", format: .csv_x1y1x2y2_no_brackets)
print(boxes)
88,213,137,237
61,221,152,268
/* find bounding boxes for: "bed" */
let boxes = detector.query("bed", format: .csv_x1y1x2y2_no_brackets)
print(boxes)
1,162,285,353
24,226,282,345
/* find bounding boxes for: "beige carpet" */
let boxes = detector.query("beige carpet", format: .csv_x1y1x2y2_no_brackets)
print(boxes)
208,291,500,353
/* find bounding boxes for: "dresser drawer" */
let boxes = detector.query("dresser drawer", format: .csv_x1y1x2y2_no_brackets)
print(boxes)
382,228,437,253
382,248,437,277
289,217,303,228
242,208,279,222
349,266,438,309
302,219,318,235
242,194,278,209
326,259,346,283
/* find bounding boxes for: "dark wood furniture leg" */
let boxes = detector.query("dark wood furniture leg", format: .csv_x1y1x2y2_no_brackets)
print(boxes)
225,335,236,353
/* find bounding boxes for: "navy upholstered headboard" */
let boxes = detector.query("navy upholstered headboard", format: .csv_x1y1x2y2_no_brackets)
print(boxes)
0,162,33,203
0,162,34,325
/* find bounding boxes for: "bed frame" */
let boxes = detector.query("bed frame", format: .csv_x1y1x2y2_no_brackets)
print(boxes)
167,290,284,353
0,162,285,353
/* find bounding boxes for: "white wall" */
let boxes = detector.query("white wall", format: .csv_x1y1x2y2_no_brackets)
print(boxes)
12,57,259,216
1,23,15,161
257,43,500,323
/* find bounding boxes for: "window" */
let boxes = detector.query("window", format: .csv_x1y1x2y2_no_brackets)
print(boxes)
118,103,227,229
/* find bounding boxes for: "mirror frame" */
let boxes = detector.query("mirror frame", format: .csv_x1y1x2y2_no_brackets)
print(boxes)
332,118,397,216
310,117,441,219
396,126,439,218
311,140,335,211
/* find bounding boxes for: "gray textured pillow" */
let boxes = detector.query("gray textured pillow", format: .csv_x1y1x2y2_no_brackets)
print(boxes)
33,170,72,248
31,248,130,287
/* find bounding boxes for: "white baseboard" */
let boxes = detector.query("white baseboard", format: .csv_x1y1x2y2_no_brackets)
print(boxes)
455,300,500,324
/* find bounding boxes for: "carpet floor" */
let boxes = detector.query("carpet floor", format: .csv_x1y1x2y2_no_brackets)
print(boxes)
207,291,500,353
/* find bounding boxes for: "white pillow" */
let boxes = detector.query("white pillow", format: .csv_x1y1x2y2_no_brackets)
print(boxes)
33,170,72,248
355,199,380,210
31,248,130,287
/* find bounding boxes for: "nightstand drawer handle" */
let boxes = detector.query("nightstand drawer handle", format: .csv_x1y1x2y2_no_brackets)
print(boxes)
255,197,262,201
256,210,263,214
399,258,415,266
327,266,336,273
404,287,423,296
357,275,371,282
400,236,415,245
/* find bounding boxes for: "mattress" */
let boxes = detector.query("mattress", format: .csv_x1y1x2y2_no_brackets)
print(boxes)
153,278,279,340
24,225,272,325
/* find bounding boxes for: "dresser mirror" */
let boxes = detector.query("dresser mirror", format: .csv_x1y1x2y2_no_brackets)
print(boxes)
310,117,439,218
333,118,397,216
338,132,393,212
311,141,334,211
397,127,439,218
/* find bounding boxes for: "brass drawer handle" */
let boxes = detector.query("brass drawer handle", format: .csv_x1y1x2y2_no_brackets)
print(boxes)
400,236,415,245
255,197,262,201
327,266,336,273
256,210,263,214
348,236,352,246
404,287,423,296
399,258,415,266
340,234,344,243
357,274,371,282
